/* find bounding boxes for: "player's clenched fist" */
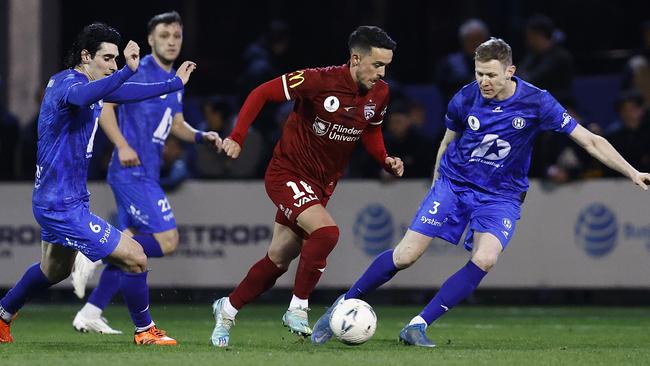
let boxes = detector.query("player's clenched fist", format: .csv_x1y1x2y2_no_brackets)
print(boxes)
385,156,404,177
223,137,241,159
175,61,197,85
123,40,140,72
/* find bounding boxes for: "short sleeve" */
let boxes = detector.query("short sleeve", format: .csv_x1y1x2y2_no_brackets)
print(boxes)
281,68,322,101
538,91,578,135
444,92,464,132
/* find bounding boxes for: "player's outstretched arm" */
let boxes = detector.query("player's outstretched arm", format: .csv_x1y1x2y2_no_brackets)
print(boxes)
66,41,142,107
226,77,287,158
570,124,650,190
104,76,186,104
170,112,223,152
99,103,140,167
431,129,458,187
104,60,195,104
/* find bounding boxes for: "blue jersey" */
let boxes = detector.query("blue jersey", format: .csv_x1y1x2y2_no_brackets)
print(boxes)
107,55,184,184
439,76,578,198
32,66,184,210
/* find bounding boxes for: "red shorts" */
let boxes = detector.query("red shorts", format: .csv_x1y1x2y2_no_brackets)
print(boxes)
264,166,335,238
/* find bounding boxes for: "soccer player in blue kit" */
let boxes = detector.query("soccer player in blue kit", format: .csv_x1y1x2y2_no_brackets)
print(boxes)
0,23,196,345
312,38,650,347
70,11,222,335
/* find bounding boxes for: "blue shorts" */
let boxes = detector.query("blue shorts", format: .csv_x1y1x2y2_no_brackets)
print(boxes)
409,176,521,251
110,181,177,234
34,201,121,262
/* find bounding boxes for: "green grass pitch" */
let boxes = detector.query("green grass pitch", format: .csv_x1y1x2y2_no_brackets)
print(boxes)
1,304,650,365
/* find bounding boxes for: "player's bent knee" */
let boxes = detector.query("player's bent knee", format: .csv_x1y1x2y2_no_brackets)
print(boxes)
41,262,72,283
301,226,340,268
267,247,296,270
392,244,422,269
393,251,417,269
157,230,179,255
122,247,148,273
471,253,499,272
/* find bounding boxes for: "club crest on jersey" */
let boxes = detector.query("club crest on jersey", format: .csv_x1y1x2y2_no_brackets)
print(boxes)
468,115,480,130
364,103,376,120
312,117,332,136
324,96,340,112
512,117,526,129
503,218,512,230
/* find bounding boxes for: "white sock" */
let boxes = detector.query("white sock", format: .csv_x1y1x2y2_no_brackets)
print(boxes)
223,297,238,318
135,321,155,333
289,295,308,310
0,305,13,323
408,316,427,328
79,303,102,319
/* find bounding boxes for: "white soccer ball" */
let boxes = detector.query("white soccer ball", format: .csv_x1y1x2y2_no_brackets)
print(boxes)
329,298,377,345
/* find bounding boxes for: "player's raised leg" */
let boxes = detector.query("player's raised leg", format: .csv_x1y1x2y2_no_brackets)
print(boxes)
210,222,302,347
105,232,177,345
74,227,177,334
312,230,431,344
0,242,77,343
399,232,498,347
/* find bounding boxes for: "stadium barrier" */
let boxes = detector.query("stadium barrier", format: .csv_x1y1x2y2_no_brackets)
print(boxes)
0,179,648,288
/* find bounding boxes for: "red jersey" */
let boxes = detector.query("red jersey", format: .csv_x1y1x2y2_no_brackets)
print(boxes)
271,64,389,186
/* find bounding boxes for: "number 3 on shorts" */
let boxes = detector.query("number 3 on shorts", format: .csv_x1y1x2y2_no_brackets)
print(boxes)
428,201,441,215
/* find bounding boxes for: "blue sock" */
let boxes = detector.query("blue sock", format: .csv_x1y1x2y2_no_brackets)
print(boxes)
87,264,121,310
132,234,164,258
419,260,487,325
345,250,399,299
0,263,53,319
119,271,153,328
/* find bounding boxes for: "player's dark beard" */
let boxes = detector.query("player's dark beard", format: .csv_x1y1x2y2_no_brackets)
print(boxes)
355,70,370,93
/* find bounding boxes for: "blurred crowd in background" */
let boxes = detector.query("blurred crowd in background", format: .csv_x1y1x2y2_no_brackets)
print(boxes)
1,10,649,189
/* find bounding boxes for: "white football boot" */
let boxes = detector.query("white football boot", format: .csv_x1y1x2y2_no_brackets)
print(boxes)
70,253,100,299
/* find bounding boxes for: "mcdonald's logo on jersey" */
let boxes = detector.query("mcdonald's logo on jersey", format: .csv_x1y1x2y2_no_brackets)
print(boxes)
287,70,305,88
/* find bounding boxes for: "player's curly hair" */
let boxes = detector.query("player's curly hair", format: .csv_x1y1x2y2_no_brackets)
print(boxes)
64,23,122,69
474,37,512,66
348,26,396,54
147,11,183,35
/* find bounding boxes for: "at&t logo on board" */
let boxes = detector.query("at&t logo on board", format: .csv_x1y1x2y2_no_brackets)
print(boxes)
575,203,618,258
353,204,394,256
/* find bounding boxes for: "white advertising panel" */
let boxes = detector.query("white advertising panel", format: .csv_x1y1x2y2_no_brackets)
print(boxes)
0,180,648,288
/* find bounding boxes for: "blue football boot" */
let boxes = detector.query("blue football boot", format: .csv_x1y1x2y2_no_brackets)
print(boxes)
398,323,436,347
310,294,345,345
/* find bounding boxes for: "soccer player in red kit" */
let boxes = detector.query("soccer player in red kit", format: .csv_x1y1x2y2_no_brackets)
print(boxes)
210,26,404,347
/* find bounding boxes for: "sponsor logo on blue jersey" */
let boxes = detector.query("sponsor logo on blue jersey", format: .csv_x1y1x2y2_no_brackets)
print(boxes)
353,204,394,256
575,203,618,257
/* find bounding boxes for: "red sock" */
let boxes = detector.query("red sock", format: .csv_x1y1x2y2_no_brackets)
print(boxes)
293,226,340,299
229,254,287,309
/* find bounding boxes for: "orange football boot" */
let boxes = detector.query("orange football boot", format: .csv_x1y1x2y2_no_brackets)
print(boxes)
0,316,15,343
133,326,177,345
